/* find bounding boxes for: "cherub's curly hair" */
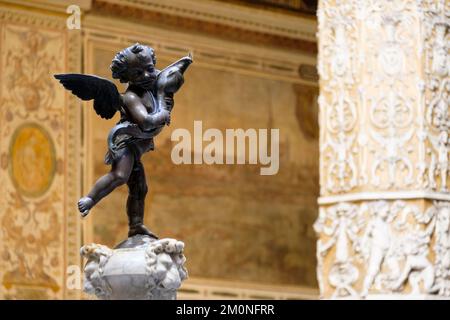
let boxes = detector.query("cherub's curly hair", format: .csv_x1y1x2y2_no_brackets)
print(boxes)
110,43,156,83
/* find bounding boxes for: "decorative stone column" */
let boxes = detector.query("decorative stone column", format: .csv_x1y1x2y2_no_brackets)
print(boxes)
314,0,449,299
81,236,188,300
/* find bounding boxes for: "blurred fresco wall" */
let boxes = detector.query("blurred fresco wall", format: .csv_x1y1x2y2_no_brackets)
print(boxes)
0,0,318,299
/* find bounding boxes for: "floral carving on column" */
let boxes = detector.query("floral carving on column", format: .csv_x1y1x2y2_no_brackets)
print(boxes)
318,0,359,194
364,6,418,189
316,200,450,298
422,0,449,192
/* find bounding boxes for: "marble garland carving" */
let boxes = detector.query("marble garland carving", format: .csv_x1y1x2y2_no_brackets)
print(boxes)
80,244,114,299
314,200,450,298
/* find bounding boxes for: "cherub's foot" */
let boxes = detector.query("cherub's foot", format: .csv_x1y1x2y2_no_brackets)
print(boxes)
128,223,159,239
78,196,94,217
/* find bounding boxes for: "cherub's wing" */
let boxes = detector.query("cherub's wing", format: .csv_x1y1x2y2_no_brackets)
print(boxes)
54,74,121,119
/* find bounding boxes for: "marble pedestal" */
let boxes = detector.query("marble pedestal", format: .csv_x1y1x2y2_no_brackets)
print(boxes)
80,235,187,300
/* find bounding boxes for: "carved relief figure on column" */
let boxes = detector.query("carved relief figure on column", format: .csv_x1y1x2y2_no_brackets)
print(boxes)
316,199,450,298
314,203,362,298
360,201,397,297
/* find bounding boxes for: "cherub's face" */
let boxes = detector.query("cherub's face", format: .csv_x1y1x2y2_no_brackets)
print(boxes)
126,52,157,90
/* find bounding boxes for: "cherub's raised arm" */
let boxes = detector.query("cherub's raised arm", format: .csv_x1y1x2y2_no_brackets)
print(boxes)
123,93,169,131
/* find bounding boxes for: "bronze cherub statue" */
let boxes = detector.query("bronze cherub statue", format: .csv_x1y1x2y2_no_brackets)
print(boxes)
55,43,192,239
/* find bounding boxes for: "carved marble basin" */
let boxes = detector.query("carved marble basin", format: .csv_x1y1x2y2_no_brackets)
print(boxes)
80,235,187,300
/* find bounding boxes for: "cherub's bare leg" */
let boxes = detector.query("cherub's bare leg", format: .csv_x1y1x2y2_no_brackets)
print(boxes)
126,161,158,238
78,149,134,217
